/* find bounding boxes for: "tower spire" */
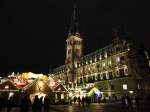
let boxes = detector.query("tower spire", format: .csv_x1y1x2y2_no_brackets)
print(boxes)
68,4,80,36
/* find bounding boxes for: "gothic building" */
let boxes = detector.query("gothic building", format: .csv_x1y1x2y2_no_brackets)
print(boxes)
52,8,150,98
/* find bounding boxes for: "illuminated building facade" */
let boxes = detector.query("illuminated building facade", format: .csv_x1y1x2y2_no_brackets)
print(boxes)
53,8,150,98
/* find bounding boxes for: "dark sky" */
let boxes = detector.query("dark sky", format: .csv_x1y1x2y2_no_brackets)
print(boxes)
1,0,150,75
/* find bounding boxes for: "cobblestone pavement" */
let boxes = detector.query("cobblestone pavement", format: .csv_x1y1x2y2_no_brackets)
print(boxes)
0,102,150,112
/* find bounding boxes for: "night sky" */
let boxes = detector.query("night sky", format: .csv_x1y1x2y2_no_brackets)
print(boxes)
1,0,150,75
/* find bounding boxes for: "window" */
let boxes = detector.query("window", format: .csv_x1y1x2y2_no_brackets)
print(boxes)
105,52,107,58
119,69,125,77
94,57,97,62
99,55,102,60
109,72,113,79
93,75,95,81
123,84,127,90
86,61,88,65
116,70,119,77
98,74,101,81
124,68,128,75
90,59,92,63
61,94,64,99
111,85,115,90
95,74,98,81
108,60,112,65
106,73,109,79
100,74,103,80
83,77,86,83
116,57,120,62
116,47,121,52
103,73,106,80
102,62,106,67
120,56,125,61
80,78,83,83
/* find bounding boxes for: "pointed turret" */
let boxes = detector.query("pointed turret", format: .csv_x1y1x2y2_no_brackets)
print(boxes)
68,4,80,37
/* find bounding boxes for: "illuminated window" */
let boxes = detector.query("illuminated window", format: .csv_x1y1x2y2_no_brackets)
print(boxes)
78,63,81,67
99,55,102,60
124,68,128,75
61,94,64,99
86,61,88,65
90,59,92,63
108,60,112,65
75,63,77,68
123,84,127,90
106,73,109,79
105,52,107,58
100,74,103,80
55,94,58,100
116,57,120,62
5,85,9,89
94,57,97,62
102,62,106,67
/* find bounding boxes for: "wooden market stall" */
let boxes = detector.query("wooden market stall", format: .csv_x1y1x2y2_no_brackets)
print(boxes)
0,79,22,106
52,83,69,104
24,79,53,103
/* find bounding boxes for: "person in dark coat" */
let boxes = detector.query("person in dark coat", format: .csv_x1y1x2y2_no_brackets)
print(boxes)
20,95,31,112
39,96,43,112
77,97,81,106
32,95,40,112
85,96,88,105
73,96,77,104
0,94,4,111
44,95,50,112
81,96,85,106
121,96,126,108
7,96,13,112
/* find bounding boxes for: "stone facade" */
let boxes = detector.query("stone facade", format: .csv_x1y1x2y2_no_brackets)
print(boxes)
53,32,149,98
52,8,150,98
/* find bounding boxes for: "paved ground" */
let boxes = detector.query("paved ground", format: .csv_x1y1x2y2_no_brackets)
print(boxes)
50,102,150,112
0,102,150,112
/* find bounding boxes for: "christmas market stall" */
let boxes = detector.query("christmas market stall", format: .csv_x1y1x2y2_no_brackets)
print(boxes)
0,79,23,107
23,79,53,103
52,83,69,104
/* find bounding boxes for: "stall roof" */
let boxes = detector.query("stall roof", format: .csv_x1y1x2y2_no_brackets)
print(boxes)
24,79,52,94
0,79,19,92
53,83,69,93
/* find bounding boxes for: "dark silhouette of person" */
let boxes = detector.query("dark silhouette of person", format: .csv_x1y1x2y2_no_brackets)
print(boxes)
20,95,31,112
87,97,91,105
7,96,13,112
77,96,81,106
125,95,133,111
39,96,43,112
103,97,106,103
121,96,126,108
81,96,85,106
73,96,77,104
135,96,139,106
32,95,40,112
135,95,140,111
44,95,50,112
85,96,88,105
0,94,3,111
98,96,101,104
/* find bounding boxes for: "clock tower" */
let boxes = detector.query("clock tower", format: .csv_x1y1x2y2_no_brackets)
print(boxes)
65,5,83,86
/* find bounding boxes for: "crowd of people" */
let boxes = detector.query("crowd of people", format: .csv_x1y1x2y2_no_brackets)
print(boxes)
1,92,150,112
21,95,50,112
72,96,103,106
0,94,50,112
